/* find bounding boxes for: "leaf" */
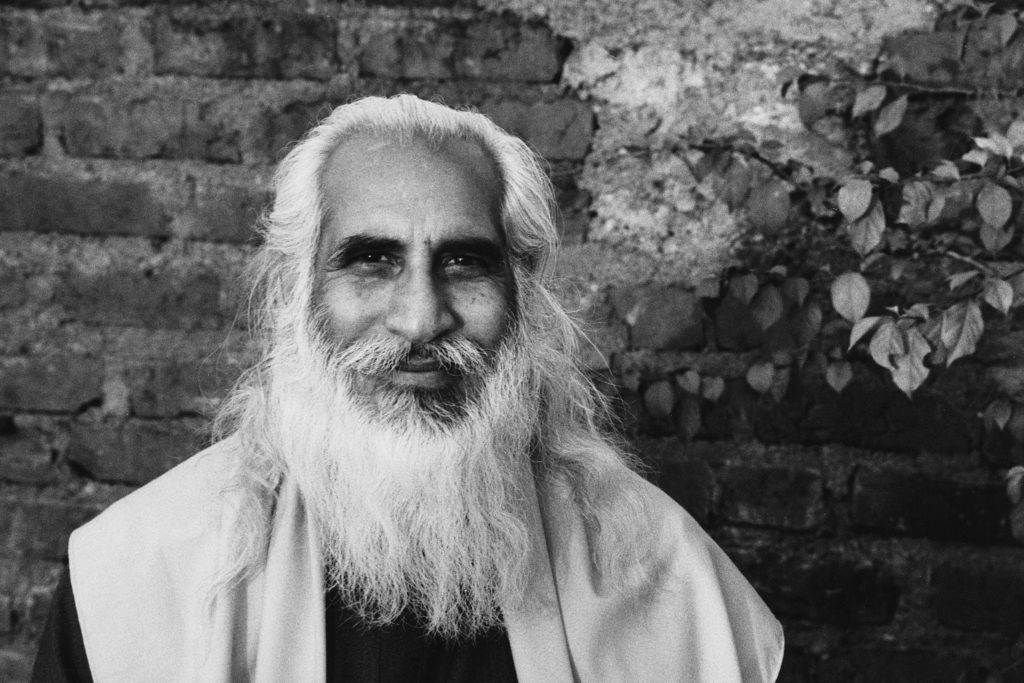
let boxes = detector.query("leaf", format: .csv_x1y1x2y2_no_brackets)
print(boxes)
932,161,960,180
940,300,984,366
831,271,871,322
890,327,930,397
676,369,702,394
852,85,887,118
781,277,810,307
849,315,882,349
983,278,1014,314
848,202,886,256
962,149,990,167
793,302,823,346
977,132,1015,158
874,95,908,136
985,399,1013,431
1006,465,1024,504
1008,120,1024,149
869,319,905,372
798,81,831,128
926,192,947,224
747,181,791,233
728,273,760,304
769,366,790,401
746,361,775,394
998,13,1018,45
643,381,676,419
825,360,853,392
878,167,900,183
750,285,784,330
977,182,1013,227
838,179,874,222
980,222,1014,253
906,303,930,320
897,181,933,228
948,270,980,290
701,376,725,401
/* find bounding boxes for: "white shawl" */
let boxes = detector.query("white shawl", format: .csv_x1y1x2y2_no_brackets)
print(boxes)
69,440,784,681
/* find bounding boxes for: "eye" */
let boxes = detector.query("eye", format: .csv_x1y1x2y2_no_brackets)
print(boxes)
441,253,494,278
329,250,401,276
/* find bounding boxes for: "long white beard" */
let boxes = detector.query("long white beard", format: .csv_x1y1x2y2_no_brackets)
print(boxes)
265,324,538,639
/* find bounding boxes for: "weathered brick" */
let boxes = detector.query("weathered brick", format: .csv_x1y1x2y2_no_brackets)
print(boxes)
655,456,714,524
550,161,589,243
125,357,242,418
0,495,102,559
0,169,167,238
718,464,823,530
182,181,271,243
933,551,1024,633
851,467,1008,543
813,647,983,682
65,419,202,484
0,416,56,484
0,355,103,412
730,547,900,626
0,96,41,157
263,97,327,161
56,264,225,329
56,92,253,164
153,10,338,79
612,285,704,351
0,11,125,78
357,15,566,82
481,98,592,160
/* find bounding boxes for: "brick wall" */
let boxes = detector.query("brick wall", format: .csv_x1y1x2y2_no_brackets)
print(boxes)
3,0,1024,680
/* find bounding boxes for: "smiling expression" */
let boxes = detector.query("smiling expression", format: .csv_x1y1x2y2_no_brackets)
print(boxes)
313,134,513,393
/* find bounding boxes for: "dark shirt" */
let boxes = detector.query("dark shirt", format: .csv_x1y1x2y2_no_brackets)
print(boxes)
32,568,518,682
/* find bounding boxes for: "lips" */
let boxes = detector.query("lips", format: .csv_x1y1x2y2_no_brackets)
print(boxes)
396,357,443,373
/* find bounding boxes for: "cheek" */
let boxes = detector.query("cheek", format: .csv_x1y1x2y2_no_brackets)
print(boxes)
451,281,512,347
316,281,383,343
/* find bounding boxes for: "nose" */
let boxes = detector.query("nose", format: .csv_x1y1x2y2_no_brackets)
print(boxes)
385,267,457,344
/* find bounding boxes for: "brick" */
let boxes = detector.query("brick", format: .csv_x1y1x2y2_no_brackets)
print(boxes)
0,96,41,157
0,648,32,683
357,15,567,83
933,551,1024,633
125,357,242,418
153,10,338,79
263,98,328,162
481,99,592,160
814,647,982,682
0,169,167,238
65,419,202,485
0,355,103,412
56,92,252,164
728,545,900,626
851,468,1008,543
0,12,125,78
655,456,714,525
0,495,102,559
183,181,271,243
56,264,225,329
550,161,589,243
612,285,704,351
718,464,823,530
0,416,56,484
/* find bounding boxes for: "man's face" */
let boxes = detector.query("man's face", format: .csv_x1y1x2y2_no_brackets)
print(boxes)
314,135,512,397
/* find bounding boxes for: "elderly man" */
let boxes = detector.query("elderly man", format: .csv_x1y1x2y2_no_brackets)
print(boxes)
33,95,783,681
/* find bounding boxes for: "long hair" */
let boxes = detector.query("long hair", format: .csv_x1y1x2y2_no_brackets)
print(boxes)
211,94,650,594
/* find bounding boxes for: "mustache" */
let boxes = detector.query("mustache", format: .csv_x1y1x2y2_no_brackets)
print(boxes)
326,335,491,378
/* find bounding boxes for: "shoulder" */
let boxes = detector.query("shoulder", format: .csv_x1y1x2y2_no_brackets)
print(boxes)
69,437,243,565
547,468,785,682
631,470,786,681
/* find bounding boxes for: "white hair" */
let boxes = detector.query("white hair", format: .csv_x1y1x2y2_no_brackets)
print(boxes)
211,94,651,607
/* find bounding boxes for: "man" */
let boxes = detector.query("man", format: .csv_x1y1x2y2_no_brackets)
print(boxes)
33,95,783,681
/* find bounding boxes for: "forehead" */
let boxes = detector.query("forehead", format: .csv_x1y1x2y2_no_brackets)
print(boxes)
318,134,504,253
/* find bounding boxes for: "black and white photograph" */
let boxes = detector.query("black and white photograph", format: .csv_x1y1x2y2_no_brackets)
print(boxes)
3,0,1024,680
